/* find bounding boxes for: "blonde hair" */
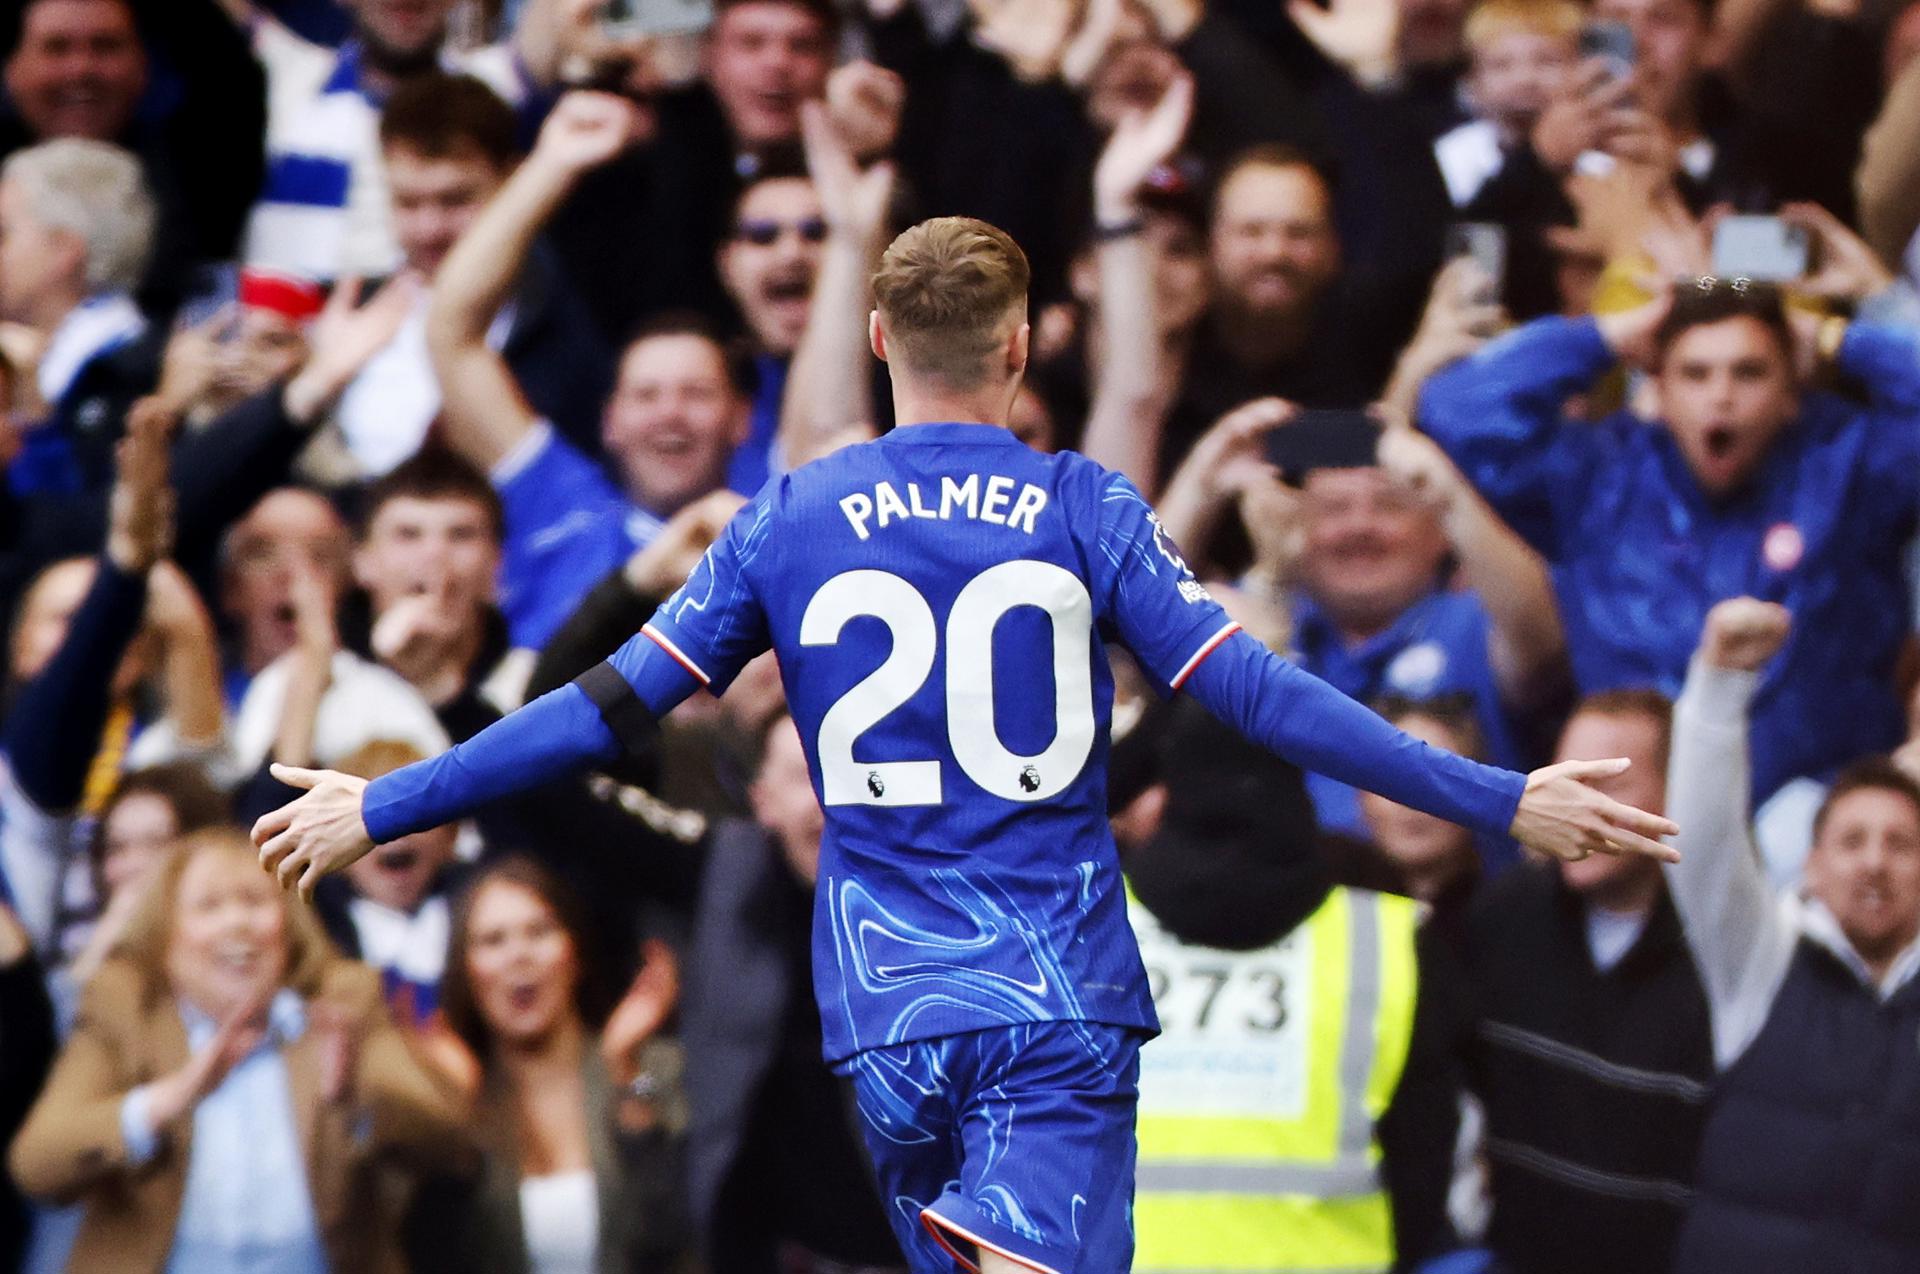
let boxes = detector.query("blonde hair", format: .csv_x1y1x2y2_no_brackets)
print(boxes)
1464,0,1583,55
1,139,156,295
114,828,337,1002
871,216,1030,390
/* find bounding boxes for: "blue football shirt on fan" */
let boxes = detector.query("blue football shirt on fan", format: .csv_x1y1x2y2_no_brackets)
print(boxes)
492,425,665,650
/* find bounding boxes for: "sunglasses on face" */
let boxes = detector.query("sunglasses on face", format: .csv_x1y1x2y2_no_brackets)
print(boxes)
735,217,829,246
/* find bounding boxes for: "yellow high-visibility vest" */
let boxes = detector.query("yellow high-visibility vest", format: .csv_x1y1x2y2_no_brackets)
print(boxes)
1129,885,1420,1274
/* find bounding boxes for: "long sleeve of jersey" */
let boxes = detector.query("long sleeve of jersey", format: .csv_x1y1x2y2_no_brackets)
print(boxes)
362,632,701,843
1088,467,1527,839
366,493,773,843
1184,629,1526,839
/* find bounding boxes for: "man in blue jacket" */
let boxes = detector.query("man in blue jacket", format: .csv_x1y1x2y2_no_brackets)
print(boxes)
1419,279,1920,806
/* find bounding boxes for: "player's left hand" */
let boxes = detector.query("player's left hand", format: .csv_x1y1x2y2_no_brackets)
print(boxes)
1510,758,1681,863
252,766,375,900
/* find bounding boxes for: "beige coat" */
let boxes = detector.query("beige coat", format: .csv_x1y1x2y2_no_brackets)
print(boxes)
8,957,475,1274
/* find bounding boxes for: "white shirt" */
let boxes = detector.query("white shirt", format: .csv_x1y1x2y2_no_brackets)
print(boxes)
1584,903,1651,973
333,292,515,477
37,293,146,408
519,1170,600,1274
1434,119,1507,208
348,893,451,987
120,991,330,1274
1668,660,1920,1068
243,17,524,280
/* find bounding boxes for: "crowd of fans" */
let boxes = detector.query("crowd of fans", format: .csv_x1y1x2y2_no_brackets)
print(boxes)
1,0,1919,1270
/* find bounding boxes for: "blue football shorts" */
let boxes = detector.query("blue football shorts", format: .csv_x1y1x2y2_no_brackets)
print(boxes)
841,1020,1145,1274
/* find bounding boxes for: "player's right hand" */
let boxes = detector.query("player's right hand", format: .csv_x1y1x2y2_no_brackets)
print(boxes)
252,766,375,901
1510,758,1681,863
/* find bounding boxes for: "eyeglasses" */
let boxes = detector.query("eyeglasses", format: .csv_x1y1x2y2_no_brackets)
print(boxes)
735,217,828,246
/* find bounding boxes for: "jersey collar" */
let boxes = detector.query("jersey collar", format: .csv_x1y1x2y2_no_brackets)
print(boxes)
877,421,1022,447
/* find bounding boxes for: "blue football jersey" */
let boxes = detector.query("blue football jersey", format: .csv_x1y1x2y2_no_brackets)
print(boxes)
641,423,1242,1062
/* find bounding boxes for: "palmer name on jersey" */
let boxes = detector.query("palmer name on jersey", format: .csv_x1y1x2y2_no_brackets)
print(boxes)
839,472,1051,540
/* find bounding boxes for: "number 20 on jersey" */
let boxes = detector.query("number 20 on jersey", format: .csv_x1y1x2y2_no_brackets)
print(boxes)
800,561,1098,807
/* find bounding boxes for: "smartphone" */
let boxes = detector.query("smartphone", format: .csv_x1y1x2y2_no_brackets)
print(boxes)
173,265,240,335
1445,222,1507,302
1579,21,1636,81
1264,410,1383,481
601,0,713,38
1711,215,1810,282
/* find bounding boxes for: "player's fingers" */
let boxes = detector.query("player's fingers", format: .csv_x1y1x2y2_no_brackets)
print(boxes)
1601,795,1680,840
1542,756,1632,784
259,826,299,873
274,844,309,892
1285,0,1325,32
270,764,325,790
298,861,324,905
251,804,295,849
1596,825,1681,863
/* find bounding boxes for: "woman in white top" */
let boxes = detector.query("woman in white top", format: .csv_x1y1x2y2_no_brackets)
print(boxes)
412,856,689,1274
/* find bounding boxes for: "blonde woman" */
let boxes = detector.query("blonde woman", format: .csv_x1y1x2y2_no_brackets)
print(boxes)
9,828,473,1273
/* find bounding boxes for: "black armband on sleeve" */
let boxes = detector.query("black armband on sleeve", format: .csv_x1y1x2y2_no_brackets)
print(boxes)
573,661,661,761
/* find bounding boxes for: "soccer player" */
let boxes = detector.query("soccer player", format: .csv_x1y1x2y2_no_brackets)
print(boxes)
255,93,1680,1274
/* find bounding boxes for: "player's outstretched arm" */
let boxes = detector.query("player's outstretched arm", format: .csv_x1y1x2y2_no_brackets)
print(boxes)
1182,629,1679,864
253,623,705,897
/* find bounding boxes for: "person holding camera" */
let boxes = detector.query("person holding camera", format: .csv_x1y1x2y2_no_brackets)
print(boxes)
1156,401,1566,848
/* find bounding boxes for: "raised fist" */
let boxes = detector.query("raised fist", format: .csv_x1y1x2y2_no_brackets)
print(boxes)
532,91,645,176
1700,597,1791,673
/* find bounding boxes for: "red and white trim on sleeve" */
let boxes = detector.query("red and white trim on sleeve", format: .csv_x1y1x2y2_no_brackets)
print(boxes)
1169,620,1243,692
920,1209,1065,1274
641,623,712,686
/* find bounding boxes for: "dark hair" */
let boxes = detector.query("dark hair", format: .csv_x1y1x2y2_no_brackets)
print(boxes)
1374,692,1485,761
1813,759,1920,844
622,310,759,398
1208,143,1337,224
90,762,230,900
361,446,505,544
732,145,811,223
1654,278,1792,364
1567,688,1674,774
1,0,138,63
379,72,520,170
440,857,601,1060
714,0,840,36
